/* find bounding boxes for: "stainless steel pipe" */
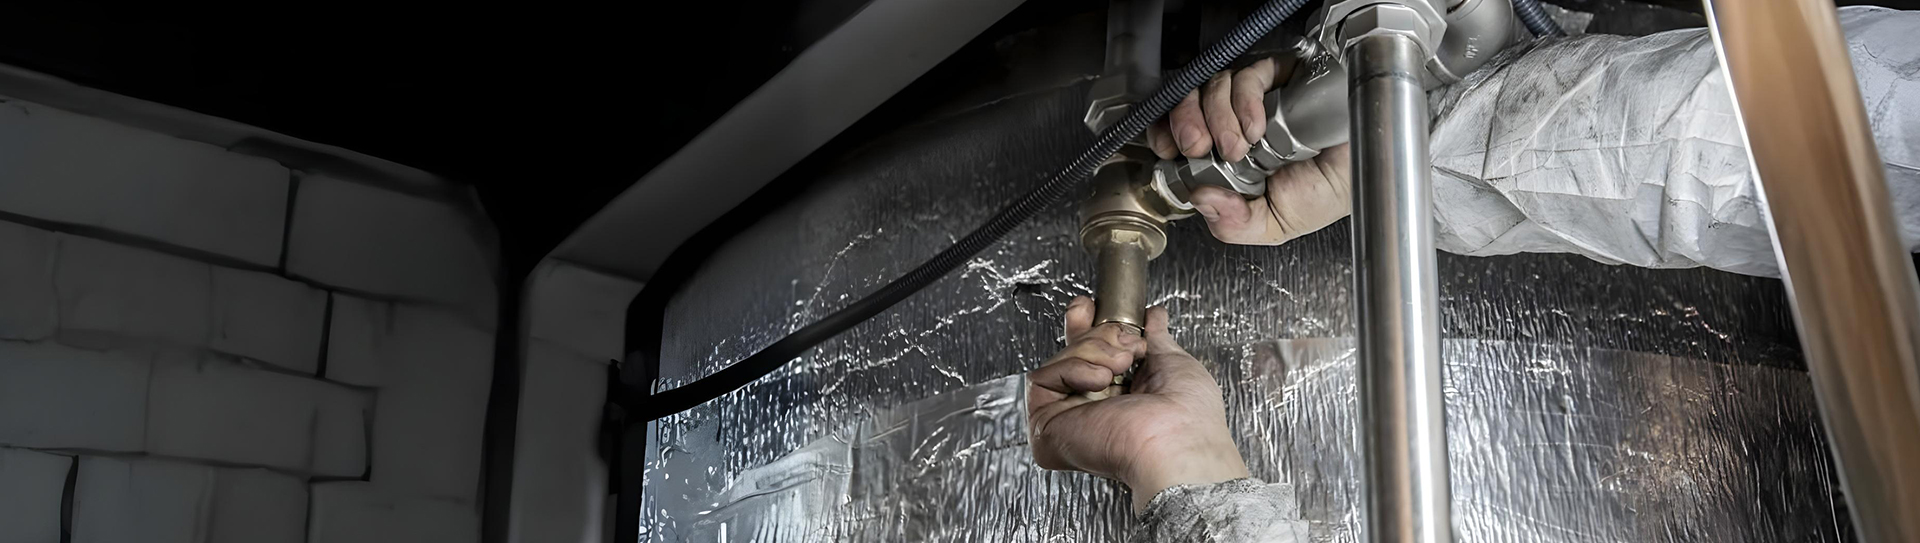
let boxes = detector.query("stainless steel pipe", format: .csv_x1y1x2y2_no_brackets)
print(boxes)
1346,33,1452,543
1706,1,1920,540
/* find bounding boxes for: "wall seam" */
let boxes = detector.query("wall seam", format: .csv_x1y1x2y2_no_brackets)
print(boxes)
0,210,487,319
12,445,352,481
59,454,76,543
278,171,300,272
315,294,334,380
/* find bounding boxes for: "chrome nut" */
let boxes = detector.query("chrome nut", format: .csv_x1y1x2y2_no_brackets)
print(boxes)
1180,155,1265,198
1151,160,1197,211
1084,76,1135,133
1244,137,1287,172
1339,3,1439,52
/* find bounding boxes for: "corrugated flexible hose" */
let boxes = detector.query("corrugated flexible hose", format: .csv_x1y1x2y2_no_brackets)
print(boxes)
1511,0,1566,37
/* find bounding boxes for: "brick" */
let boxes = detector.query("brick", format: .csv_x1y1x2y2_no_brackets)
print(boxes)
323,294,393,387
509,341,609,543
72,456,212,543
210,267,325,374
286,175,495,314
368,304,494,503
211,468,308,543
312,386,371,479
310,482,479,543
0,222,56,341
146,355,371,476
74,457,307,543
55,235,211,348
0,447,71,543
526,261,642,360
0,342,149,451
0,98,290,266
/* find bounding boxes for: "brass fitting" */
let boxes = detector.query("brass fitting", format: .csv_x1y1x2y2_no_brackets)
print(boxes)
1079,150,1182,335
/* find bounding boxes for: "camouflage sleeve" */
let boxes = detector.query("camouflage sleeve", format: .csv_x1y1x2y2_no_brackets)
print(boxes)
1128,478,1311,543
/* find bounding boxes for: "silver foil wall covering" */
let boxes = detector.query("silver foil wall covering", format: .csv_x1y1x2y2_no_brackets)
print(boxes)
638,75,1839,541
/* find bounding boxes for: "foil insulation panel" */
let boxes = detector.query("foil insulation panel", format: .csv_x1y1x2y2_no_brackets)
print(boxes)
641,84,1835,541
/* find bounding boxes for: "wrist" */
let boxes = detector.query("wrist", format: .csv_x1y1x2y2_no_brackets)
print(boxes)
1124,438,1250,514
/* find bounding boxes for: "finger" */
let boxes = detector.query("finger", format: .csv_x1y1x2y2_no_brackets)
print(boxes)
1026,393,1096,472
1082,326,1136,368
1202,72,1248,161
1170,89,1210,158
1144,306,1178,354
1232,58,1278,143
1064,296,1095,341
1027,380,1092,427
1148,120,1179,160
1190,185,1280,245
1029,356,1119,396
1137,306,1221,396
1261,144,1354,241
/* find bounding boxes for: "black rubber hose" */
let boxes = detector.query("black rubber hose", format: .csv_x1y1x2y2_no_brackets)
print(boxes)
1511,0,1565,37
642,0,1314,420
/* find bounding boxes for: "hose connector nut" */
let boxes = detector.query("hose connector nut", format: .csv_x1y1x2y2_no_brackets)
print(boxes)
1338,3,1442,54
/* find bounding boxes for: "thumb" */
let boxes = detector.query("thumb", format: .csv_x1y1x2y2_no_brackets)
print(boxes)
1143,306,1183,355
1190,186,1288,246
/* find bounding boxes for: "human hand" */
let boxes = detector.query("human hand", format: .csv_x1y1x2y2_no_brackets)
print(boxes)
1146,57,1355,246
1027,297,1249,513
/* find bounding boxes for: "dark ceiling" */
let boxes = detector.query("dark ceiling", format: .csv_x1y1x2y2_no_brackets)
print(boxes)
8,0,1915,278
2,2,874,277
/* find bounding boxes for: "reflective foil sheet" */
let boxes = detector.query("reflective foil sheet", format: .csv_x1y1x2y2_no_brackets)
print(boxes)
641,83,1839,541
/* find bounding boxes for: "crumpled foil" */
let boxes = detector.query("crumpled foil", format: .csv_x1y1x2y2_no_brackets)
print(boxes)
641,71,1838,541
648,340,1838,542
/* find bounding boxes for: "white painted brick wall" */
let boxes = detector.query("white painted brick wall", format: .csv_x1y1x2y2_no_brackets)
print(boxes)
0,447,70,543
310,482,479,543
211,267,326,374
0,342,149,451
0,88,500,543
0,97,291,266
55,234,211,349
509,340,610,543
288,175,495,313
0,221,56,341
146,355,370,477
526,261,643,360
74,457,307,543
365,304,494,504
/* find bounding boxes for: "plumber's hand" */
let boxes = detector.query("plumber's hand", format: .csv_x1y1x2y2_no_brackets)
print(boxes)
1027,297,1249,513
1146,58,1355,246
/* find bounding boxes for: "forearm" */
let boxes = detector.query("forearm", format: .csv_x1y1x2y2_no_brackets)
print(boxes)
1427,7,1920,277
1128,478,1311,543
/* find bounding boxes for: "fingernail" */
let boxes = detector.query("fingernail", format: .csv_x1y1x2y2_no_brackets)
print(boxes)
1195,204,1220,222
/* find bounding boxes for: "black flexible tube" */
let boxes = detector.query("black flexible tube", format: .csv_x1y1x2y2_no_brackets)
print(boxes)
643,0,1313,420
1511,0,1566,37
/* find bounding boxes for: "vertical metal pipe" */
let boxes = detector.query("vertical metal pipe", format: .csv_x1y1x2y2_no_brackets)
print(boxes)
1346,33,1452,543
1092,238,1153,333
1105,0,1165,97
1705,1,1920,540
